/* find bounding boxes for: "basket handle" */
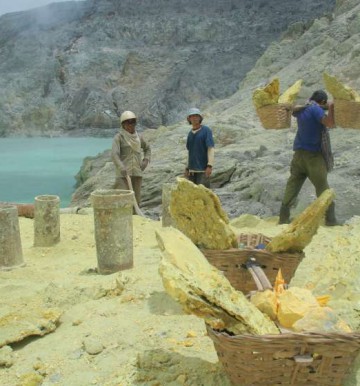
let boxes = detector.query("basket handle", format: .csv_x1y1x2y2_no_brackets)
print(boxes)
245,257,272,291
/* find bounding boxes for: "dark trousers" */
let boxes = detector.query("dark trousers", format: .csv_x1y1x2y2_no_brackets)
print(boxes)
282,150,329,207
188,172,210,188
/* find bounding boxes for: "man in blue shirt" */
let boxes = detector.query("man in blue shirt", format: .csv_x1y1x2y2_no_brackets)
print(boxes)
279,90,339,226
184,108,215,188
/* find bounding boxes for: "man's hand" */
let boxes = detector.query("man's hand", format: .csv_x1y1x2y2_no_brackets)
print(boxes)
140,158,149,171
184,168,190,178
205,165,212,177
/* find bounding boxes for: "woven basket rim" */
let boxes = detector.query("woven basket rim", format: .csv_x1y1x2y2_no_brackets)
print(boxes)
334,98,360,103
207,326,360,385
256,102,293,110
208,325,360,341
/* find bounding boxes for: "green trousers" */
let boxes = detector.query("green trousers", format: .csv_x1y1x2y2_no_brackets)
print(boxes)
282,150,329,207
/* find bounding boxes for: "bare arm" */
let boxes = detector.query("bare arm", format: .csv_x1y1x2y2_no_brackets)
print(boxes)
207,147,215,166
205,147,215,177
184,153,190,177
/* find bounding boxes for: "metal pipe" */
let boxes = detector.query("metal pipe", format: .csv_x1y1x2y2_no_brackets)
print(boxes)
91,189,134,274
0,205,25,270
34,195,60,247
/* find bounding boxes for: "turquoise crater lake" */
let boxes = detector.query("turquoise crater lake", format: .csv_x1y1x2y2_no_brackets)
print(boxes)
0,138,111,207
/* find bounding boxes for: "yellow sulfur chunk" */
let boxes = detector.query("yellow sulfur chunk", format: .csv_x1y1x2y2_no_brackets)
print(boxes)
169,178,238,250
293,306,353,333
156,227,279,335
266,189,335,253
316,295,331,306
323,72,360,101
274,269,285,295
250,290,277,320
252,78,280,109
278,79,303,104
277,287,319,328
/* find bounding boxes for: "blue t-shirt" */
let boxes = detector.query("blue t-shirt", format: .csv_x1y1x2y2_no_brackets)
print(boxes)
293,103,325,152
186,125,215,171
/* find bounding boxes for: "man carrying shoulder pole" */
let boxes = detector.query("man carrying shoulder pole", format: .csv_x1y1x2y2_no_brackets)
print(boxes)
279,90,340,226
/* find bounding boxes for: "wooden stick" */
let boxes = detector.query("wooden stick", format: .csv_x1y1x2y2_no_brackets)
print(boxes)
125,176,145,217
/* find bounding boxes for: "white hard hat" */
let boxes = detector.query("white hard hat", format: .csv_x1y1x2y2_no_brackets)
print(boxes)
120,111,137,123
187,107,202,118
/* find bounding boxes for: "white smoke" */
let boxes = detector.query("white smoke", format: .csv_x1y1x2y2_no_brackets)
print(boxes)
0,0,81,16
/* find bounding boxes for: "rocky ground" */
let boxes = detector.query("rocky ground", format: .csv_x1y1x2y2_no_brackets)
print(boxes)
2,1,360,385
71,114,360,225
0,212,359,386
71,0,360,225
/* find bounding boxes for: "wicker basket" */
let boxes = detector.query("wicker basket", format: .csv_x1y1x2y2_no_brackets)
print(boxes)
334,99,360,129
207,325,360,386
256,103,292,129
202,233,304,293
238,233,272,249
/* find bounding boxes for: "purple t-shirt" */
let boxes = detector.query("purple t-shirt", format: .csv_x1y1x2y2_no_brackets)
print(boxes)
293,103,325,152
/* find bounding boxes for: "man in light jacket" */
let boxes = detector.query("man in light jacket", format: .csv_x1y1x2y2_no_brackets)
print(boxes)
112,111,151,207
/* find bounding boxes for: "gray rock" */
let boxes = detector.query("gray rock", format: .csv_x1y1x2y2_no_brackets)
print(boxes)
0,346,14,368
0,0,335,136
83,337,104,355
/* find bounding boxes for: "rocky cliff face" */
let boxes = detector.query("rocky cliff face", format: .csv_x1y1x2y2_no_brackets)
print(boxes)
72,0,360,226
0,0,334,136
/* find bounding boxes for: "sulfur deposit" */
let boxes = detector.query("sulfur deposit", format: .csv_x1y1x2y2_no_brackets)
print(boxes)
292,306,353,333
156,226,279,335
323,72,360,101
1,212,360,385
251,285,352,333
169,178,237,250
278,79,303,104
252,78,280,109
0,304,62,348
266,189,335,253
252,78,302,109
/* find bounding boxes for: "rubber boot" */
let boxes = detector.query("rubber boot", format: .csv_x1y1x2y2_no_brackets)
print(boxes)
278,204,290,225
325,202,341,226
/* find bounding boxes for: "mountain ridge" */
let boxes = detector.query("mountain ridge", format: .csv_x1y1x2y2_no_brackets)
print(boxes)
0,0,335,136
71,0,360,227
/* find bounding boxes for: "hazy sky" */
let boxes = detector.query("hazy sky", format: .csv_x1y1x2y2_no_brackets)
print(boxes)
0,1,81,16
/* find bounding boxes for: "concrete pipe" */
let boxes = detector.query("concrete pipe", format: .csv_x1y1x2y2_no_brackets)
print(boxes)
34,195,60,247
0,205,25,270
91,189,134,274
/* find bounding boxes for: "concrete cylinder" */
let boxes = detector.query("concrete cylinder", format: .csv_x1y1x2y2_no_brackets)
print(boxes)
34,195,60,247
0,205,24,270
91,189,134,274
162,183,175,227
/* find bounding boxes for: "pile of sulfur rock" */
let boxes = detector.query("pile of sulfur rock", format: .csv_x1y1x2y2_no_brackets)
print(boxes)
252,78,303,109
158,179,351,335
